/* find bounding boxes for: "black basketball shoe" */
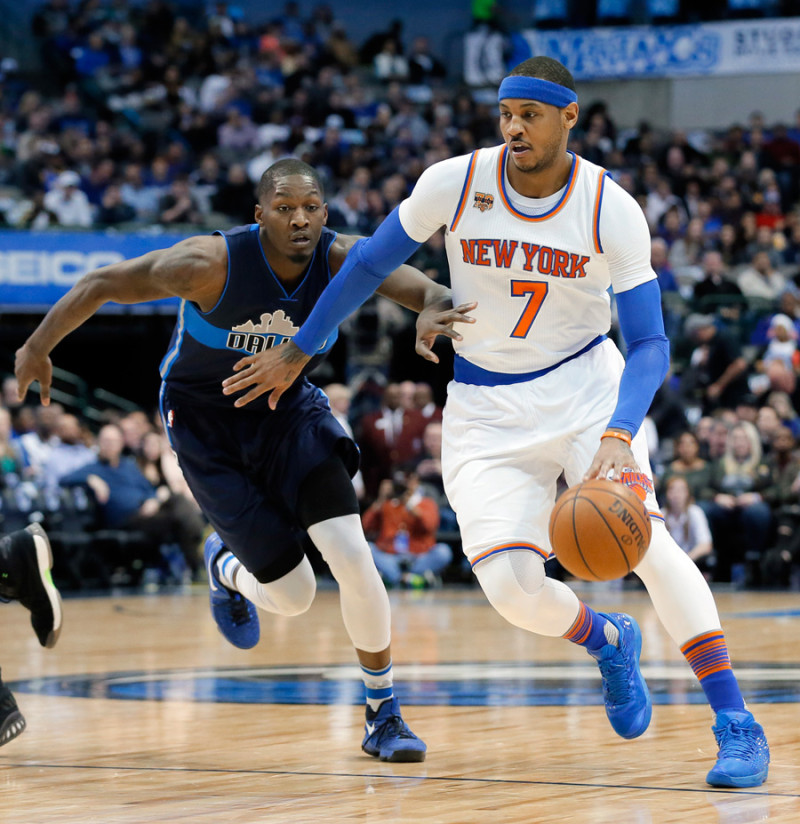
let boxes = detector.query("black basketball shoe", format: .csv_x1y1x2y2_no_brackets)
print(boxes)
0,525,63,648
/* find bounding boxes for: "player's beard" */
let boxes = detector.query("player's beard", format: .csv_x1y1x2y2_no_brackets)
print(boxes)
510,135,563,176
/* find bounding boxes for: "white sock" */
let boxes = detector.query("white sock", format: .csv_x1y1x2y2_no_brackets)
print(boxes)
215,551,242,591
361,662,394,712
604,621,620,647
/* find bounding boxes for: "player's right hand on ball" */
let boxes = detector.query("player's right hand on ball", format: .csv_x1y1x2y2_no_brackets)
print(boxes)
416,301,477,363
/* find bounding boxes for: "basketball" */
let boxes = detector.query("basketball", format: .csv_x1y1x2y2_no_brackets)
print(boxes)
548,479,652,581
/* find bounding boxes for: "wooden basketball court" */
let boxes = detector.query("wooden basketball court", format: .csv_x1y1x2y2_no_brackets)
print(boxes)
1,584,798,822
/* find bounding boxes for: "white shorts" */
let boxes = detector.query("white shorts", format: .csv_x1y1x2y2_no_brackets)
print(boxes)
441,339,661,564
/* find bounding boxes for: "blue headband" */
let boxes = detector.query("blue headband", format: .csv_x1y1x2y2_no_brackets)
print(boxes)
497,76,577,108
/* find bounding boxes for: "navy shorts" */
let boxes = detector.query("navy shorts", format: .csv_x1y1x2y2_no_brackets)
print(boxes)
160,381,359,582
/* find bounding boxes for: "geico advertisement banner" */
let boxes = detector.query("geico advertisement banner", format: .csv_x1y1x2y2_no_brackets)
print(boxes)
0,230,187,311
465,17,800,83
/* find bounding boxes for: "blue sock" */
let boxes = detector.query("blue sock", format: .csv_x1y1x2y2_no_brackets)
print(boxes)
681,631,746,713
361,662,393,712
564,603,618,650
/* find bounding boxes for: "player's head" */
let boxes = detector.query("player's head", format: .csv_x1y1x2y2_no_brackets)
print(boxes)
497,56,579,175
255,159,328,264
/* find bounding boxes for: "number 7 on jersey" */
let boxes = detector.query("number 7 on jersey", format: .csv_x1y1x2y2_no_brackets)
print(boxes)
510,280,549,338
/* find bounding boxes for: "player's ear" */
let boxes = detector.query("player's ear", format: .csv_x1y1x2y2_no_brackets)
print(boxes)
322,203,328,225
563,102,579,131
254,203,263,224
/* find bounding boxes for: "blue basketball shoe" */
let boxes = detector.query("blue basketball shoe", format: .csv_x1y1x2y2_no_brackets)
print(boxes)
362,697,427,762
587,612,652,740
204,533,259,650
706,709,770,788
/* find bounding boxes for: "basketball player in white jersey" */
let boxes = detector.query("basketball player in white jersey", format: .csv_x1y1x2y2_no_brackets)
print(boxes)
219,57,769,788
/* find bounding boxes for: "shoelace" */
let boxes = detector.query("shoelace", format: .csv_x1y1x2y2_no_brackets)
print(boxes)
598,655,631,704
370,715,416,743
715,721,760,760
228,594,252,626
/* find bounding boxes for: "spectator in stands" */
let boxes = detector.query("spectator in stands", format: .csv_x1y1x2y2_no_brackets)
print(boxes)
406,36,446,85
669,217,707,273
766,390,800,437
60,423,203,577
702,421,772,583
362,470,451,588
211,163,255,224
751,313,799,397
650,237,679,293
762,425,800,511
96,183,136,227
41,413,95,490
692,251,745,319
662,476,713,572
358,381,426,498
412,382,442,424
43,170,92,228
755,404,784,455
659,430,712,502
158,176,204,226
16,403,63,483
738,249,787,303
0,408,24,485
135,429,206,578
683,314,751,413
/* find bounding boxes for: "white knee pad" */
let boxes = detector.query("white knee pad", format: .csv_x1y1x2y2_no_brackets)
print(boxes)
308,514,391,653
239,556,317,616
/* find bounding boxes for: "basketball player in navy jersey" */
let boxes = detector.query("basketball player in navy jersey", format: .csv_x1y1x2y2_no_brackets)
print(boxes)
15,158,466,762
218,61,770,787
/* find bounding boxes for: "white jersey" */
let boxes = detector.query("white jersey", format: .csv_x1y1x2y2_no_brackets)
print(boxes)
398,144,656,379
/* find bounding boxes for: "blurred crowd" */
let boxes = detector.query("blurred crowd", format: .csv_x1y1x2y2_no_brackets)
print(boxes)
3,1,800,589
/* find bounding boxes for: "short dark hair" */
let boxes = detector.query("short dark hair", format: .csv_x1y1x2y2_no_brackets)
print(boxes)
508,57,576,94
257,159,323,201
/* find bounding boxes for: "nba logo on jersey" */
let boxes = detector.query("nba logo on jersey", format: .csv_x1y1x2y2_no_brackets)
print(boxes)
473,191,494,212
167,409,174,428
620,469,653,502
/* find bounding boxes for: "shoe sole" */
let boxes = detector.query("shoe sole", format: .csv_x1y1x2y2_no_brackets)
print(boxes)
707,767,769,788
362,745,427,763
26,525,63,649
0,709,26,746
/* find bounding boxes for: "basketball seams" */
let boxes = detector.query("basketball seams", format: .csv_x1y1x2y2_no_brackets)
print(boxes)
571,491,602,581
578,494,633,575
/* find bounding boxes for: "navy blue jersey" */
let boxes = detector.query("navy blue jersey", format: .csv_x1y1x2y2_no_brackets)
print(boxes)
160,224,339,411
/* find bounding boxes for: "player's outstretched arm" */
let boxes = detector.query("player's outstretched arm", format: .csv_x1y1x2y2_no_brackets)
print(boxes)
15,236,225,404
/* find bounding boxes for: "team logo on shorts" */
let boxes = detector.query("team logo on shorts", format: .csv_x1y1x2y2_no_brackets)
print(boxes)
167,409,174,428
620,468,653,502
473,191,494,212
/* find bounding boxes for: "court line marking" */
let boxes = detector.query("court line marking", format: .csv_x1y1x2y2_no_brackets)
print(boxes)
0,761,796,798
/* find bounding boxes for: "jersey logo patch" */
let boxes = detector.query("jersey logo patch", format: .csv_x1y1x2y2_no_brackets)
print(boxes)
473,191,494,212
620,469,654,502
226,310,299,354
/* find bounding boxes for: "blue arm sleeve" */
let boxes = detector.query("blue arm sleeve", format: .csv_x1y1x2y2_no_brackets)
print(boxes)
293,208,422,355
607,279,670,438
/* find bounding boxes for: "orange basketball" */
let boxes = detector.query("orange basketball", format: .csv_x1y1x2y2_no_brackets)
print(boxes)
548,479,652,581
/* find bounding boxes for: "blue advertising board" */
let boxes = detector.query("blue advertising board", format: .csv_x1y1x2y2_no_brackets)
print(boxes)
0,230,191,312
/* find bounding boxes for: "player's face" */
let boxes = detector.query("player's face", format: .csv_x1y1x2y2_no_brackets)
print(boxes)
255,174,328,264
498,98,578,175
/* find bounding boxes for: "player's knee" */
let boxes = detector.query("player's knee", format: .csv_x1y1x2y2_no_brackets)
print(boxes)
262,561,317,615
473,550,546,628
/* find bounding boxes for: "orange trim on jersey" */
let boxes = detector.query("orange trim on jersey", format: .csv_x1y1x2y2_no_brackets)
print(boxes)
470,541,550,569
592,170,608,254
449,150,479,232
648,511,665,523
496,146,580,222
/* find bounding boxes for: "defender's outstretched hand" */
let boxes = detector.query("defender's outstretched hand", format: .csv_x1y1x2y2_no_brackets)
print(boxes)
415,301,477,364
15,345,53,405
222,340,311,410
